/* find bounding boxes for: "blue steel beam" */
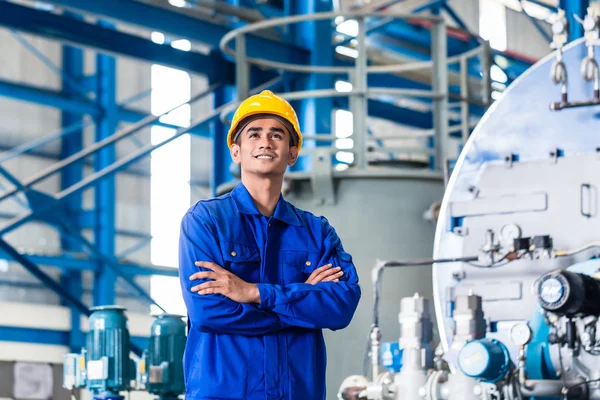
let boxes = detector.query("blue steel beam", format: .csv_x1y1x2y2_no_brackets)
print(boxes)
43,0,309,64
0,1,233,81
11,30,91,102
0,326,149,351
0,250,177,276
0,108,222,238
0,78,210,136
93,43,117,307
60,41,85,351
211,84,236,194
291,0,335,171
0,78,98,115
0,236,92,317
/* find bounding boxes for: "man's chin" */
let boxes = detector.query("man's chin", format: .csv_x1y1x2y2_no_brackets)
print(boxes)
247,167,285,177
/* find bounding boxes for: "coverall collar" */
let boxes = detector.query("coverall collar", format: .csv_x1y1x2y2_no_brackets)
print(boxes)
232,181,302,226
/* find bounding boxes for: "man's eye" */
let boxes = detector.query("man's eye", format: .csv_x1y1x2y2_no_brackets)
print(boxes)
273,133,283,139
249,133,259,138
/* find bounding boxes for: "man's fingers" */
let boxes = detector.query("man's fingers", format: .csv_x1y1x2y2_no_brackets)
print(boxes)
189,271,217,281
320,270,344,282
314,266,342,282
194,261,223,272
312,263,333,274
305,264,332,284
197,287,221,295
192,281,222,292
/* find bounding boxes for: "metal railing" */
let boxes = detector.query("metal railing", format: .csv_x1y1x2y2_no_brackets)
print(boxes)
219,11,492,174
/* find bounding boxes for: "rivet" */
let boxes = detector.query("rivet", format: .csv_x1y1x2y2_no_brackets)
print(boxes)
231,251,237,257
305,261,311,266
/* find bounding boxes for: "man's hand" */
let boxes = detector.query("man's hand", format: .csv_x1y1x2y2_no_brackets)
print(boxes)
190,261,260,304
305,264,343,285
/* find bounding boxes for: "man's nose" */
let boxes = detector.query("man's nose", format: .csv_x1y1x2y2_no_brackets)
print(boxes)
258,137,273,149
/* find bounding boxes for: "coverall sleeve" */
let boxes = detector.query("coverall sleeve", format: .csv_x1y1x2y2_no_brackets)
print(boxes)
179,209,289,335
256,218,361,330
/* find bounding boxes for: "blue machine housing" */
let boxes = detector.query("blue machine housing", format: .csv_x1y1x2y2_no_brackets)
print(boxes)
144,314,186,399
458,339,512,383
381,342,403,373
86,305,133,399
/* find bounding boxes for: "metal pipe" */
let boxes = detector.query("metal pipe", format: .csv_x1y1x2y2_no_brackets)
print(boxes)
371,326,381,380
0,84,219,205
520,379,585,397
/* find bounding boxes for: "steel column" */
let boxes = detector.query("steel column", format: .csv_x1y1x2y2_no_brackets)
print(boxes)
211,84,236,194
432,20,449,170
93,32,117,306
291,0,334,171
560,0,589,40
60,41,85,351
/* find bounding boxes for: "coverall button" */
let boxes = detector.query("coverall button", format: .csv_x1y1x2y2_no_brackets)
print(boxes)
305,261,311,266
231,251,236,256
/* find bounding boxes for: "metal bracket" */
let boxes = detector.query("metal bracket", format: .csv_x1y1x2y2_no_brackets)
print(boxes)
504,153,518,168
310,148,335,205
549,148,563,164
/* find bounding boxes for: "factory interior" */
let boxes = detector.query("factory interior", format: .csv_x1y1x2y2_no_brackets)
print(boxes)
2,0,600,399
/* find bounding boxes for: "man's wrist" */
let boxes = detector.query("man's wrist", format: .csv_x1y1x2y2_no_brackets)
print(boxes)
250,284,260,304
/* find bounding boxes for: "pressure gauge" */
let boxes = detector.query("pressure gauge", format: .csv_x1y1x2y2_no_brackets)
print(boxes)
509,322,532,346
500,223,522,246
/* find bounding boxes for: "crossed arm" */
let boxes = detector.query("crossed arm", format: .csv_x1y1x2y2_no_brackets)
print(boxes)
179,210,361,335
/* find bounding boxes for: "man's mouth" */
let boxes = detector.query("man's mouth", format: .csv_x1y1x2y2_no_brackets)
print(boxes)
255,154,275,160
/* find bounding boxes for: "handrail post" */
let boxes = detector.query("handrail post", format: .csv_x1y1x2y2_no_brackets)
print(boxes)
236,34,250,101
351,16,368,169
431,19,448,171
480,41,493,108
460,56,470,145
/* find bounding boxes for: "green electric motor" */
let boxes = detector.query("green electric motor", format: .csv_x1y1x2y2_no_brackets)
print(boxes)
142,314,186,399
86,306,134,399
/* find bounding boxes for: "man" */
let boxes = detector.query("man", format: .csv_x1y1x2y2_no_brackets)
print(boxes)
178,90,361,400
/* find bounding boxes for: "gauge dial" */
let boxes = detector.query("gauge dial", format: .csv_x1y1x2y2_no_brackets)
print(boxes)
510,323,532,346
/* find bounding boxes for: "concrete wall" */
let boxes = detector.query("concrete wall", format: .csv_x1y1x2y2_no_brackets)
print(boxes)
285,177,444,399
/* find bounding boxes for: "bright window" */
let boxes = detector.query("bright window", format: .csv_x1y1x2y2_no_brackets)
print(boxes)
334,109,354,166
479,0,507,51
149,34,192,316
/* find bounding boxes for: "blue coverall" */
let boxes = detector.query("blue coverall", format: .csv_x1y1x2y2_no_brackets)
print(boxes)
178,182,361,400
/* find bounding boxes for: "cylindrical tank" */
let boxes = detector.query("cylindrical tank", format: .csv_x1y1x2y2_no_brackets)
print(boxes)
145,314,186,398
283,175,443,397
86,305,132,398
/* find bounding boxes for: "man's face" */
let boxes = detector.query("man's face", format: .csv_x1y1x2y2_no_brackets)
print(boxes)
230,118,299,177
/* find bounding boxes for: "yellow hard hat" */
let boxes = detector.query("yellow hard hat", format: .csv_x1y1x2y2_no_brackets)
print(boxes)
227,90,303,152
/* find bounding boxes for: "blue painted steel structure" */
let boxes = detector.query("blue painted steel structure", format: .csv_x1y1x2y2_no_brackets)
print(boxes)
60,39,85,351
93,33,118,307
0,0,548,348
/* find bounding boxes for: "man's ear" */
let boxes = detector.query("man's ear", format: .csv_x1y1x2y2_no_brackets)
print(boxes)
230,143,242,165
287,146,299,166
